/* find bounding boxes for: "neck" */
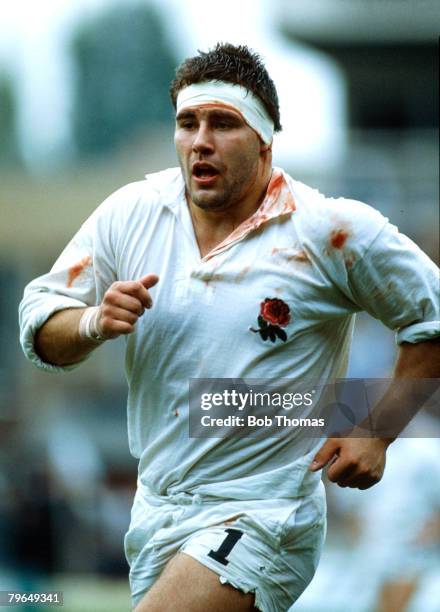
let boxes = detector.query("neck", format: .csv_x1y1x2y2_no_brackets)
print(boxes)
188,161,273,232
187,159,273,258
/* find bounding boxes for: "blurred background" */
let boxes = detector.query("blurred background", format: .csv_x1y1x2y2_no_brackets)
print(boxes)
0,0,438,610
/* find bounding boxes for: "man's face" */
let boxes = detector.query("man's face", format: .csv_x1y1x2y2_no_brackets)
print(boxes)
174,105,265,212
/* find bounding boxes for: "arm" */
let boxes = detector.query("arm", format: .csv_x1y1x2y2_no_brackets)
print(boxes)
35,307,91,366
19,181,159,371
394,337,440,377
307,204,439,488
310,338,440,489
35,274,159,367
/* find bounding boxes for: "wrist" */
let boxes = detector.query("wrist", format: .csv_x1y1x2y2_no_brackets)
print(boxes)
78,307,106,343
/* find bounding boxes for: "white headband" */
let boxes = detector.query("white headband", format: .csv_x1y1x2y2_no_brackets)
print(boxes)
176,81,274,144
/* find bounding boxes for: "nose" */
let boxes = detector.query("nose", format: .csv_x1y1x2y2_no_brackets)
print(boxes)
192,122,214,155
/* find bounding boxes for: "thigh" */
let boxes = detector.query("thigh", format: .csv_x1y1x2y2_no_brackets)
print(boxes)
133,552,257,612
179,495,326,612
128,486,326,611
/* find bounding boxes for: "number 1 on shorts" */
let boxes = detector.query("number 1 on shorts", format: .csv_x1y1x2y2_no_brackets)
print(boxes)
208,528,243,566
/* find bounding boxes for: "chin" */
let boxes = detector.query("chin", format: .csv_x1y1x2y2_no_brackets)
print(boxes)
191,191,229,211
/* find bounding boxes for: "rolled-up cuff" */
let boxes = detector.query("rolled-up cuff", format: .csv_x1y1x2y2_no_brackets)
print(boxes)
396,320,440,345
20,295,87,373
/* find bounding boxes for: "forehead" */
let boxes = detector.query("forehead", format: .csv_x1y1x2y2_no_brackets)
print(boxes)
176,103,245,122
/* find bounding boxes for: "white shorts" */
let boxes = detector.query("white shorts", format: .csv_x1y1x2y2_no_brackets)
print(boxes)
125,483,326,611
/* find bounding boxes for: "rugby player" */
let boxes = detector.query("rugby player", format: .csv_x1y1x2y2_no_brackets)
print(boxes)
19,43,440,611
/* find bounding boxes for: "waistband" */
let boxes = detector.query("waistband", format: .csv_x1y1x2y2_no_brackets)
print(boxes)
136,479,216,506
136,477,322,507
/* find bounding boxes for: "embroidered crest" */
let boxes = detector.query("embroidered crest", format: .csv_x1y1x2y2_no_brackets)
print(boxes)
250,298,291,342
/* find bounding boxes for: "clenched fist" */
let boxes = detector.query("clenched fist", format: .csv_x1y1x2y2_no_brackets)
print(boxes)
309,436,389,490
96,273,159,339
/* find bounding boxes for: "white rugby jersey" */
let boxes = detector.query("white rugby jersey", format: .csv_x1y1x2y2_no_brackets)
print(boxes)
19,168,440,500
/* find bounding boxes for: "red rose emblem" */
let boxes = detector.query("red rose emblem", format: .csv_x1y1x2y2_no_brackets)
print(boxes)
260,298,290,327
250,297,291,343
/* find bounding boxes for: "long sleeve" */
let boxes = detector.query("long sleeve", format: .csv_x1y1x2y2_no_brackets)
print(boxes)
18,182,143,372
346,222,440,344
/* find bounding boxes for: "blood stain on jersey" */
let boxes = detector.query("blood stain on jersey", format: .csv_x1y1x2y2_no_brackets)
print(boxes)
201,171,295,261
67,255,92,287
344,254,356,269
272,247,310,264
235,266,250,283
330,229,350,250
203,273,223,287
287,250,309,263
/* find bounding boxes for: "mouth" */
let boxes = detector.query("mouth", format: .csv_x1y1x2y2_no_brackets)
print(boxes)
192,162,220,186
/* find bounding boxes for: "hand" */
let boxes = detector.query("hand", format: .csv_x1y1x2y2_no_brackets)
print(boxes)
97,273,159,339
309,436,389,489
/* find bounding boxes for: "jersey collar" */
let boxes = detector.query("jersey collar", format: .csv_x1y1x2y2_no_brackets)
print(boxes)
145,166,296,260
200,168,296,261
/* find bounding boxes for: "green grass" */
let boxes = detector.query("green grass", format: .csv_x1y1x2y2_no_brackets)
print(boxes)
49,575,131,612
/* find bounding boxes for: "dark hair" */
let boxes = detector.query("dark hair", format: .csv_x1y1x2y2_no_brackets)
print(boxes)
170,42,282,132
